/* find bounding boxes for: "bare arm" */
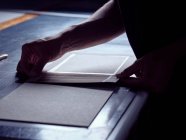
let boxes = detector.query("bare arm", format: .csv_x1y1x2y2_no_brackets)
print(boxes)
17,0,125,77
55,0,125,53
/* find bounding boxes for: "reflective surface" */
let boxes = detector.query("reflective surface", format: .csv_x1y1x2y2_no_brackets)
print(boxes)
0,13,146,140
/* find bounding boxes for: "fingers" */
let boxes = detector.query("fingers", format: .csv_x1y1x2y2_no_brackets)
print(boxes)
116,58,148,91
17,60,46,80
16,61,30,76
17,44,32,76
16,42,47,79
29,59,47,77
117,59,143,78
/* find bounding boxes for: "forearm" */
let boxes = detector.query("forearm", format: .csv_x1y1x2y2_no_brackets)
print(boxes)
55,0,125,54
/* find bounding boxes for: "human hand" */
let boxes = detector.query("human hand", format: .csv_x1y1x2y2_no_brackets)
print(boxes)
16,37,63,79
117,47,177,94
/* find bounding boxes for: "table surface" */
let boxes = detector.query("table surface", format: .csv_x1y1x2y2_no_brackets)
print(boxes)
0,12,148,140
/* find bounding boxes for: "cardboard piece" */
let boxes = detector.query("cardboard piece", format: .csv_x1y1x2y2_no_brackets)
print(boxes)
0,83,113,127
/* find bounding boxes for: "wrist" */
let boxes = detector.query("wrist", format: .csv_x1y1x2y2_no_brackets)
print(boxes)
57,25,78,54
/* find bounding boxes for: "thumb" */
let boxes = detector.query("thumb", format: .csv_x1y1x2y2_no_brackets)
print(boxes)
117,59,141,78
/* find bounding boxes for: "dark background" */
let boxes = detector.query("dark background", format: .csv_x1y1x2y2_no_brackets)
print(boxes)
0,0,109,12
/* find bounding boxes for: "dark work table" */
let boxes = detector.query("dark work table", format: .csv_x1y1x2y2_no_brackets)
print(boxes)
0,12,148,140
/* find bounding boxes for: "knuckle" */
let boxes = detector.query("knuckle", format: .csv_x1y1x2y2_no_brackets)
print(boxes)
22,43,31,52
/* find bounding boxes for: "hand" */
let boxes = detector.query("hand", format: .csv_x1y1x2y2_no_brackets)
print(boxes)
17,37,63,78
117,46,177,94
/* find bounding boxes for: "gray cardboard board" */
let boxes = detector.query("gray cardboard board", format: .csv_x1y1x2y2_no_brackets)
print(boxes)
0,83,113,127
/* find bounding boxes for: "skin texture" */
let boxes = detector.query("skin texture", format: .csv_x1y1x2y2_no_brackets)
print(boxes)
17,0,185,94
17,0,124,78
